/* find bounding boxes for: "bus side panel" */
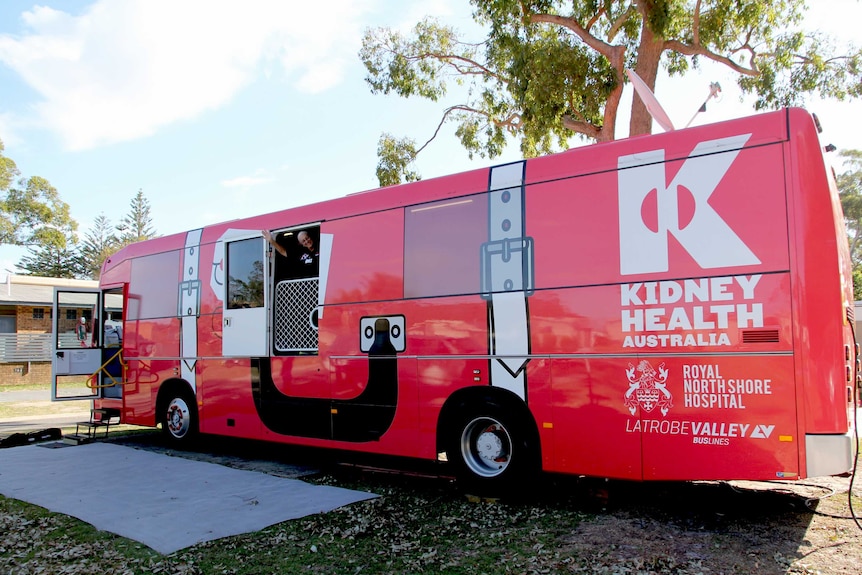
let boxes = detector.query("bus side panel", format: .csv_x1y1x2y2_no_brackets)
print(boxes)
786,108,854,436
412,297,492,461
122,248,184,426
323,210,404,305
199,359,261,439
640,356,799,480
326,356,421,456
530,276,793,357
527,123,791,290
524,109,788,189
122,318,179,426
549,358,642,479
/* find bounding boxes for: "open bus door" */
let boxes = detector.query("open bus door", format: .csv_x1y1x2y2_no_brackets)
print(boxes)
222,232,268,357
51,287,125,401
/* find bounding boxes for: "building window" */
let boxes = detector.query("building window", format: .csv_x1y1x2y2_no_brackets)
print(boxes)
66,309,77,320
33,308,45,319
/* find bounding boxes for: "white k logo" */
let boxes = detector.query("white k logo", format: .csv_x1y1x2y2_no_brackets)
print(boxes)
618,134,761,275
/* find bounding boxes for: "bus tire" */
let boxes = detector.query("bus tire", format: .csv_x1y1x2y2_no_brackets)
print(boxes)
160,389,198,443
447,401,536,495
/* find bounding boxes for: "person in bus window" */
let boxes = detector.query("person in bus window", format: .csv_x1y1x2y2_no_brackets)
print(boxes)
262,229,319,275
296,230,319,273
262,229,288,257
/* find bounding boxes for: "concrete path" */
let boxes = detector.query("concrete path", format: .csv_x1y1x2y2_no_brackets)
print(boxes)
0,412,90,436
0,388,91,436
0,388,92,402
0,389,51,402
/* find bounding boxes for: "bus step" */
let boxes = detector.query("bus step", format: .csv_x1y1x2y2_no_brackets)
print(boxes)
64,409,122,443
62,433,93,445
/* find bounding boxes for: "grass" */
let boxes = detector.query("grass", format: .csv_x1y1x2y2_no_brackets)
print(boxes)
0,401,90,419
0,383,54,393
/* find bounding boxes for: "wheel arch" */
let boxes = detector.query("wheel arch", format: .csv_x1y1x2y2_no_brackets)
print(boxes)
156,378,196,411
155,378,198,426
436,385,542,468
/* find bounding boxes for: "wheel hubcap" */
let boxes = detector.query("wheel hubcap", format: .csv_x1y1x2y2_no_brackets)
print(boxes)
166,397,190,439
461,417,512,478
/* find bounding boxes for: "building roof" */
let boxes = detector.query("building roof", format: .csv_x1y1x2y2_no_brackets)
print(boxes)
0,275,98,307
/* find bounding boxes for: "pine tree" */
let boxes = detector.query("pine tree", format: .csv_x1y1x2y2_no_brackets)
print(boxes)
18,235,85,278
116,189,157,246
80,213,119,279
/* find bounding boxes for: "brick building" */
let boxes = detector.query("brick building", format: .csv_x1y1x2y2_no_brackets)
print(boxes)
0,274,98,386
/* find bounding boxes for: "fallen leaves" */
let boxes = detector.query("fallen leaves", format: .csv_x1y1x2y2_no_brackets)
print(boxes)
2,441,861,575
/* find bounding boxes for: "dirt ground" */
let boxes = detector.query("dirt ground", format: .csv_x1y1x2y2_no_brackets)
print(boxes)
563,476,862,575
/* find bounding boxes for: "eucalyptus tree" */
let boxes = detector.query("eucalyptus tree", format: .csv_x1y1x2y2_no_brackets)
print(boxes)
361,0,862,185
1,139,77,249
838,150,862,299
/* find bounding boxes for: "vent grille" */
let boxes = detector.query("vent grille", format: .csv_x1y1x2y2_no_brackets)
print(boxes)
741,329,780,344
273,278,319,352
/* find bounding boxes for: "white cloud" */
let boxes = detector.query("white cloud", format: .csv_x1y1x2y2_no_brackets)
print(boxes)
221,173,274,188
0,113,22,148
0,0,373,151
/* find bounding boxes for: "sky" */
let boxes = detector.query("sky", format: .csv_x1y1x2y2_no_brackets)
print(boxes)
1,0,860,275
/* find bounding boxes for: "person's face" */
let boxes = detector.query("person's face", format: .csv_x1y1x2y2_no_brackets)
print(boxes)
298,232,314,251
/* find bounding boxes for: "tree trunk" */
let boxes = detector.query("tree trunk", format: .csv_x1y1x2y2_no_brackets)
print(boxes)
629,11,665,137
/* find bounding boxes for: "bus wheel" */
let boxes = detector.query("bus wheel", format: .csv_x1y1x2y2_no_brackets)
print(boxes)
449,405,534,494
162,392,198,443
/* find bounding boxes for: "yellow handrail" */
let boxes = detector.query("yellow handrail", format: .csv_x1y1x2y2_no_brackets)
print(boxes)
85,348,128,390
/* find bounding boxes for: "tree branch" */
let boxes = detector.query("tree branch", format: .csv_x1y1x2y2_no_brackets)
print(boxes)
692,0,702,46
664,39,760,76
607,5,636,42
561,116,602,140
408,52,507,82
529,13,620,61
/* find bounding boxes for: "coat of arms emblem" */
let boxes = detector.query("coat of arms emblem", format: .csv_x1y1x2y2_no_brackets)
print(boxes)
624,360,673,416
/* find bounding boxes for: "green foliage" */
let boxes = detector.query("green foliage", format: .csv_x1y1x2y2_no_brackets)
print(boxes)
1,139,160,279
80,213,120,280
376,134,422,187
18,234,85,278
1,139,77,250
116,189,157,246
0,139,18,191
838,149,862,300
361,0,862,185
853,267,862,302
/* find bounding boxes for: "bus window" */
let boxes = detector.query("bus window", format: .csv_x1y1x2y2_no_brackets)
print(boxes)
227,237,264,309
404,195,487,298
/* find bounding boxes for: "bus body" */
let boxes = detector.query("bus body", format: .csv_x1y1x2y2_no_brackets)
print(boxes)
53,107,856,490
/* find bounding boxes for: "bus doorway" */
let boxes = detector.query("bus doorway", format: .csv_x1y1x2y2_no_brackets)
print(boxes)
51,287,126,401
265,226,323,355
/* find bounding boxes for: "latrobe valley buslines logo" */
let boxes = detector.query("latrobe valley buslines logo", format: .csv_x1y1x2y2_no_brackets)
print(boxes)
616,134,765,349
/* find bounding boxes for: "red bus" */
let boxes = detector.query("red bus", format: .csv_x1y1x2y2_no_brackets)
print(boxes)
52,107,857,492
